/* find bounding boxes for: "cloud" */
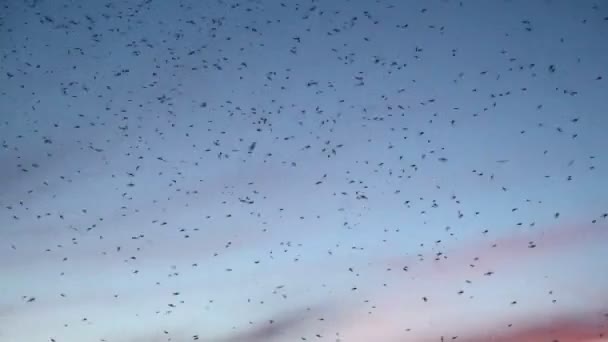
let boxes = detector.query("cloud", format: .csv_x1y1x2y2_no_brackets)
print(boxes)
384,222,608,279
440,311,608,342
119,304,328,342
312,223,608,342
213,304,328,342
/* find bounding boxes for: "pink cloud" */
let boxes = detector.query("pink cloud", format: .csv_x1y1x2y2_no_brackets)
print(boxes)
445,311,608,342
385,222,608,278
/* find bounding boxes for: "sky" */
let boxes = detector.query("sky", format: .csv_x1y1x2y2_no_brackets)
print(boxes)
1,0,608,341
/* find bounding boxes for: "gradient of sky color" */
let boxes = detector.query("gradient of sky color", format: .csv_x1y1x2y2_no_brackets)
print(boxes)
1,0,608,341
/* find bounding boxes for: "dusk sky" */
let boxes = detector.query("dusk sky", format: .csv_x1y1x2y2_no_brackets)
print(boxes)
1,0,608,341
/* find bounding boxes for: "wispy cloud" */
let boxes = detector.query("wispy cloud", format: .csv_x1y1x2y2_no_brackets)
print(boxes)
439,311,608,342
213,306,323,342
385,222,608,279
121,304,329,342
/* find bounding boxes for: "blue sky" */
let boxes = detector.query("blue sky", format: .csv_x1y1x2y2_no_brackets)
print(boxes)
1,0,607,341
